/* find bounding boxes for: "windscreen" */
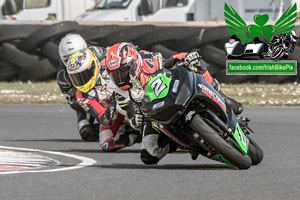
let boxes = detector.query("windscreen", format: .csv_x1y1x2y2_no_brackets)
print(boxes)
96,0,131,9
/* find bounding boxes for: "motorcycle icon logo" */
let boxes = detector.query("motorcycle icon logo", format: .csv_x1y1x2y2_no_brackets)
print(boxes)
224,3,298,60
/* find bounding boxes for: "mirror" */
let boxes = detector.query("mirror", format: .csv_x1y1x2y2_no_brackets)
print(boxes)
2,0,18,15
139,0,152,16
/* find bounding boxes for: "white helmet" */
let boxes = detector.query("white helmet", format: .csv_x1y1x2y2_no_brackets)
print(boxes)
58,34,87,66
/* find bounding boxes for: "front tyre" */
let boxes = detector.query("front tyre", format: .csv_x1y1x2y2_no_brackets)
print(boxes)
190,114,252,169
271,46,284,59
247,136,263,165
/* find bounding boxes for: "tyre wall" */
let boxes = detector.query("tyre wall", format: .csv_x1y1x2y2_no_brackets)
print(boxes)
0,21,300,83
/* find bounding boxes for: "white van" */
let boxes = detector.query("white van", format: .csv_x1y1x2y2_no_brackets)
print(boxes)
1,0,95,21
75,0,196,22
1,0,200,22
2,0,299,22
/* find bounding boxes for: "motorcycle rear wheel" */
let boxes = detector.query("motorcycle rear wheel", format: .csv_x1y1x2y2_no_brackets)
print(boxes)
190,114,252,169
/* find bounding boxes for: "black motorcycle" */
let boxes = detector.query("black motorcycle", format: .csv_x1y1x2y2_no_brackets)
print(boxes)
140,65,263,169
265,31,298,59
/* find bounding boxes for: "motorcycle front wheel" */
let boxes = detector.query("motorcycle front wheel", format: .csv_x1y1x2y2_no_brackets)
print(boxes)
190,114,252,169
271,46,284,59
247,136,263,165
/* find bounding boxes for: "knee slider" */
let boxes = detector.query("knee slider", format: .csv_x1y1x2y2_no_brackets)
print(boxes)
79,124,99,142
140,149,159,164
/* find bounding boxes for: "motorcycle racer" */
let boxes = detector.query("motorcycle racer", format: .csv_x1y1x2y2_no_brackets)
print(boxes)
57,33,104,141
66,48,139,151
266,30,299,59
105,42,243,164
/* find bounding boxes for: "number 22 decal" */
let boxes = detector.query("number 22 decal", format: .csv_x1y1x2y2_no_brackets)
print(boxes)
150,78,167,97
237,127,247,148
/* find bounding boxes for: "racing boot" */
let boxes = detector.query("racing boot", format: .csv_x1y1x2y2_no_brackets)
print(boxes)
100,129,137,152
111,128,141,150
211,78,244,115
100,137,127,152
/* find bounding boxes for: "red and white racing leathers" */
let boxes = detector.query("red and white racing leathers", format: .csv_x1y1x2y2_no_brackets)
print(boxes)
76,58,137,151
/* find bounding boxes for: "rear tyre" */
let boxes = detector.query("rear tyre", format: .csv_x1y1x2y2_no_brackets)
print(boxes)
20,21,80,51
190,114,252,169
19,58,58,81
247,136,263,165
0,59,19,81
0,43,40,68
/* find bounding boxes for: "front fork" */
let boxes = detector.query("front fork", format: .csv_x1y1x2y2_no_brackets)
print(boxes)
186,109,233,138
187,109,250,155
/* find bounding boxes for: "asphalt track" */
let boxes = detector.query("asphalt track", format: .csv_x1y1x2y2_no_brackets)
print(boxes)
0,104,299,200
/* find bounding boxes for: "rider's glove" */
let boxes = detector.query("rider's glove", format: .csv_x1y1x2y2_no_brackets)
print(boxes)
152,52,163,59
184,52,200,67
100,107,115,126
185,54,209,74
129,114,143,130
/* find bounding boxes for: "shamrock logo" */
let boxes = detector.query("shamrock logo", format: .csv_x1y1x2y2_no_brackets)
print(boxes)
247,14,275,41
224,3,297,43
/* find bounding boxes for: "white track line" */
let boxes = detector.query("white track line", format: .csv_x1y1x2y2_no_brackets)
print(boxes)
0,145,97,174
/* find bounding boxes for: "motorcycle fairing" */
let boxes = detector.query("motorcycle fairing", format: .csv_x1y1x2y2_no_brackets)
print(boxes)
211,154,233,165
142,66,228,124
197,83,226,112
233,123,249,154
145,72,171,101
142,67,193,124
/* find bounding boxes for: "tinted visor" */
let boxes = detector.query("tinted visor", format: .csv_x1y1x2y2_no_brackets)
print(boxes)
129,60,138,79
109,64,131,87
69,61,96,87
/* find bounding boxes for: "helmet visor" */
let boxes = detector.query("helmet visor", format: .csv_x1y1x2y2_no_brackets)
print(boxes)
109,64,131,87
129,60,139,80
69,61,96,87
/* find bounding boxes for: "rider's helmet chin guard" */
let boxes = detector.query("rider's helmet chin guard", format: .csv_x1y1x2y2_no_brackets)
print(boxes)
59,34,87,66
105,42,142,90
67,49,100,93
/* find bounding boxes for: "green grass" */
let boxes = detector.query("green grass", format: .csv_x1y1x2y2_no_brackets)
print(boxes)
0,81,65,104
0,81,300,106
222,83,300,106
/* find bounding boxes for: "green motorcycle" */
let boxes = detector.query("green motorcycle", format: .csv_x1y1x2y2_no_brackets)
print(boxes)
140,65,263,169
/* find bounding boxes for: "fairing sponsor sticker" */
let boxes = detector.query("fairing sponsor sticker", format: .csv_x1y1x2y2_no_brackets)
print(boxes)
172,80,180,93
108,60,118,67
198,84,226,112
153,101,165,110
